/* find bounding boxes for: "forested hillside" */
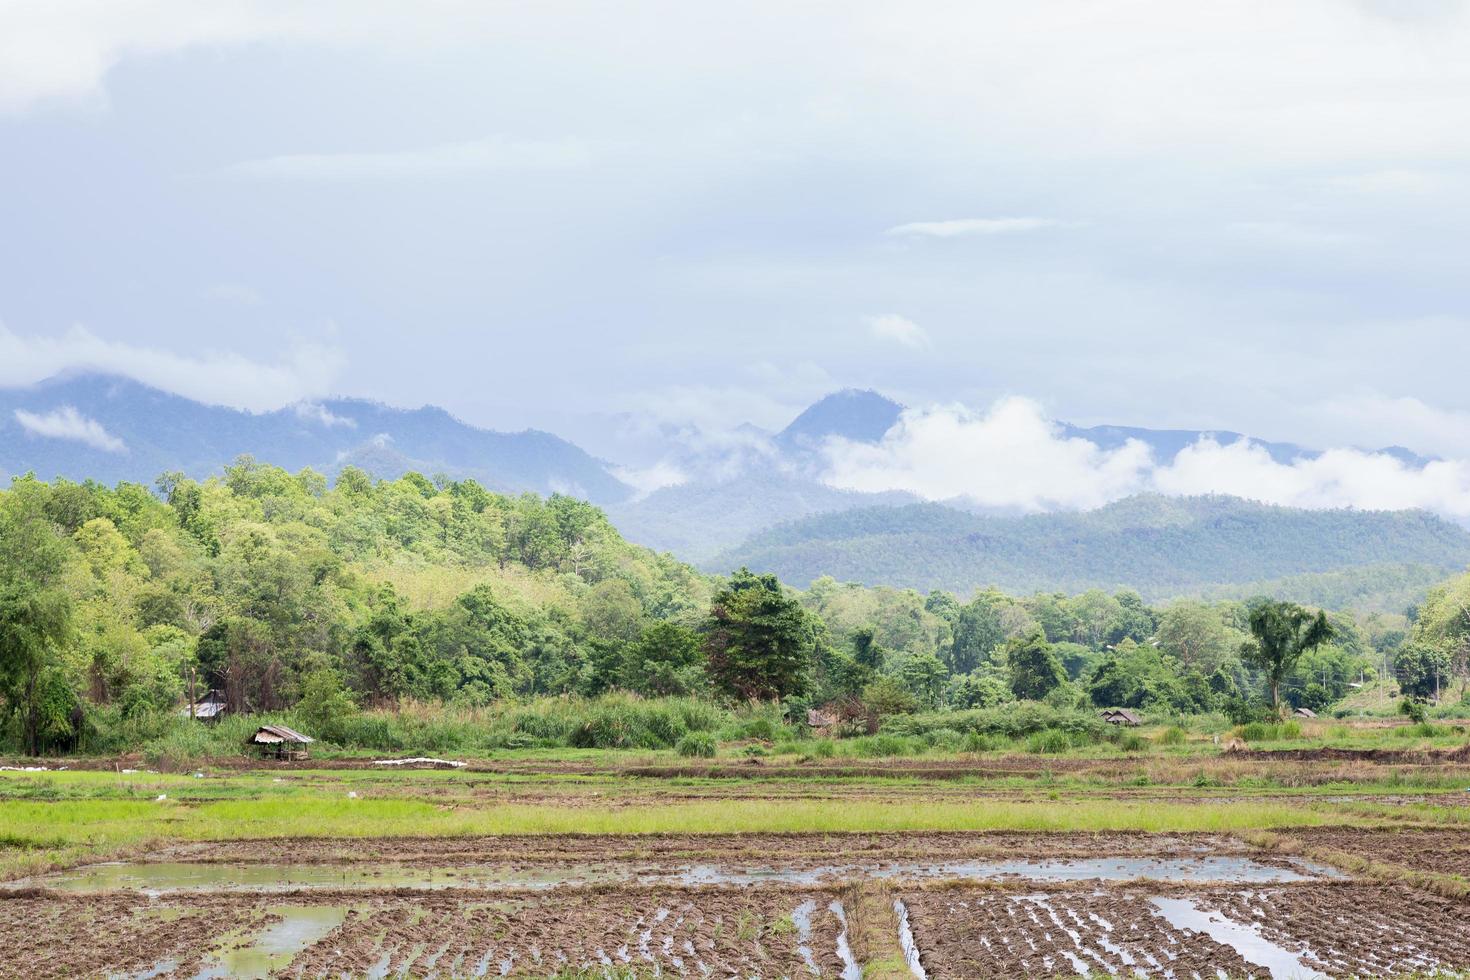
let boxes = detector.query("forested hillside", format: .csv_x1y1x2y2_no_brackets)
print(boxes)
0,463,1458,757
711,495,1470,605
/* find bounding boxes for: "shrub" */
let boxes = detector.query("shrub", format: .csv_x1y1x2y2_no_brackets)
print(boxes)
1026,729,1073,754
1400,698,1429,725
1119,733,1149,753
852,734,922,757
1157,726,1188,746
675,732,717,758
922,727,965,752
883,703,1107,742
962,731,996,753
1234,721,1303,743
811,739,837,758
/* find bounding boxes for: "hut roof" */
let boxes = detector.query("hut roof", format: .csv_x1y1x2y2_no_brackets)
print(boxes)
1102,708,1142,725
179,701,227,719
1292,707,1318,719
248,724,314,745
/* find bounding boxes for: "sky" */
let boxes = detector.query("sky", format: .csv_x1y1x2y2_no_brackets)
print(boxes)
3,1,1470,489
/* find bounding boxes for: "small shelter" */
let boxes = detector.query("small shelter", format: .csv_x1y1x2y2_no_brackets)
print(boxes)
180,689,228,723
246,724,315,760
1292,707,1318,719
807,707,838,729
1101,708,1142,727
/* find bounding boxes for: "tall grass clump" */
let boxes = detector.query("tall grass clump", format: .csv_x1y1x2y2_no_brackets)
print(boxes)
676,732,718,758
882,703,1108,742
1157,726,1188,746
1234,720,1303,743
1025,729,1076,754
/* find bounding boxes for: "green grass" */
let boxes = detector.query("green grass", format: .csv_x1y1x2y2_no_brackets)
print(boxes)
0,790,1344,855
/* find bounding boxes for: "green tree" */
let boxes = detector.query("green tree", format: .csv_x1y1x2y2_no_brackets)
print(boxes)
898,652,948,709
950,592,1005,674
1004,628,1066,701
0,486,76,754
621,621,703,696
703,569,815,701
1242,599,1334,711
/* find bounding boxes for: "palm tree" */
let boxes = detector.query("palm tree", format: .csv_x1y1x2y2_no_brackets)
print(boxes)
1242,600,1334,713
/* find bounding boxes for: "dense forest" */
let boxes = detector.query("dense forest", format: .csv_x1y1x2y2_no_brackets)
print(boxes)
1,461,1467,756
712,495,1470,610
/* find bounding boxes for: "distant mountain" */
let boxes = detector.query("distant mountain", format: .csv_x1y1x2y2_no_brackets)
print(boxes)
1058,422,1435,468
708,494,1470,605
773,389,904,455
0,373,631,503
605,470,916,561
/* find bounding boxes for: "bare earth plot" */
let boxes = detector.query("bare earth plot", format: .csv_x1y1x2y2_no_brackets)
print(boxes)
6,829,1470,978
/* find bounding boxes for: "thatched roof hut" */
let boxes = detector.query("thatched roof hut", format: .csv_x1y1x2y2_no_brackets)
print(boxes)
246,724,315,759
1101,708,1142,726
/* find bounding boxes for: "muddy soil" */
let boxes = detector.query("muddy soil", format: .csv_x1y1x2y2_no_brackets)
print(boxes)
148,830,1251,868
0,887,837,979
1292,825,1470,878
905,882,1470,979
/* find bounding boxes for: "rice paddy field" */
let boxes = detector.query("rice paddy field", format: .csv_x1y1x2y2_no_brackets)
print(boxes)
5,738,1470,978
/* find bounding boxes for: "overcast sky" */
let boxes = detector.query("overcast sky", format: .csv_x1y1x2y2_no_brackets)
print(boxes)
3,1,1470,466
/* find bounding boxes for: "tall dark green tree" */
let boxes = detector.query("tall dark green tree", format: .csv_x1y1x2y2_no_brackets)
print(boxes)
703,568,815,701
1242,599,1334,711
620,621,703,696
1004,628,1066,701
950,592,1005,674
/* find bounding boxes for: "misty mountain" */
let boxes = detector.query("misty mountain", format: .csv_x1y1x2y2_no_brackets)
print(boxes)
708,494,1470,607
773,388,904,455
0,373,631,503
605,470,917,561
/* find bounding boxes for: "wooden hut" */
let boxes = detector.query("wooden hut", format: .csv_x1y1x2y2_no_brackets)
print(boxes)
1292,707,1318,719
246,724,315,760
1101,708,1142,727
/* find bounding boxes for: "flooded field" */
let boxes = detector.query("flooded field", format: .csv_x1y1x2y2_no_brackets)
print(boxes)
3,830,1467,978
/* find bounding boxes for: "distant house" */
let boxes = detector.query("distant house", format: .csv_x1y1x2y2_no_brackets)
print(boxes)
1101,708,1142,726
180,689,228,723
807,707,838,729
1292,707,1318,719
246,724,315,760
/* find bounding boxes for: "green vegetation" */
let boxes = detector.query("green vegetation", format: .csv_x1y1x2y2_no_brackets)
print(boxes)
1,464,1467,761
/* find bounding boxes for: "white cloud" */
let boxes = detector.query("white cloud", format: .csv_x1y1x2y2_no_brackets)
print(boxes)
823,398,1153,510
885,217,1064,238
0,323,344,412
224,137,591,180
291,401,355,428
7,2,1470,168
13,406,126,453
821,397,1470,521
1155,439,1470,519
610,460,688,498
866,314,930,350
1306,392,1470,458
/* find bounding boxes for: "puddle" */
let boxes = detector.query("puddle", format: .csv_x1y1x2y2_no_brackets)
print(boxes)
193,905,347,979
1150,897,1323,980
18,855,1336,895
893,898,927,980
830,900,862,980
792,899,820,976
